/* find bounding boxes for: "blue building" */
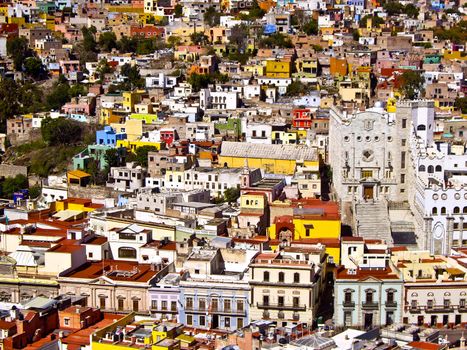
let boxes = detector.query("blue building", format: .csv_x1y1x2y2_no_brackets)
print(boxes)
96,126,127,147
178,248,250,331
334,238,404,328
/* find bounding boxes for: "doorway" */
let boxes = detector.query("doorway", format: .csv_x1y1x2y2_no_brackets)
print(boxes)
430,315,437,326
417,316,424,326
364,313,373,329
363,186,374,199
211,315,219,329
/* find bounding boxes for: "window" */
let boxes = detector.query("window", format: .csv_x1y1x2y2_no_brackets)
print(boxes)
161,300,167,310
237,300,244,312
211,298,218,311
386,311,394,325
460,299,465,308
224,299,231,312
151,300,157,309
366,291,373,303
361,170,373,178
264,271,269,282
344,311,352,326
118,247,137,259
432,207,438,215
186,297,193,309
199,298,206,310
64,318,70,326
454,207,460,214
441,207,446,215
419,165,426,172
435,165,442,172
401,174,405,183
99,297,106,309
262,295,269,306
237,318,244,329
278,272,285,283
293,297,300,307
387,291,394,303
187,315,193,325
199,315,205,327
171,301,177,311
427,300,433,309
444,299,450,308
428,165,434,173
133,299,139,312
401,152,406,168
294,273,300,283
225,317,231,328
402,119,407,128
345,291,352,303
278,296,284,307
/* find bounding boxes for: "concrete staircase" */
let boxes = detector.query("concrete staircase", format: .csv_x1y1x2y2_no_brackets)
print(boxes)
355,200,393,244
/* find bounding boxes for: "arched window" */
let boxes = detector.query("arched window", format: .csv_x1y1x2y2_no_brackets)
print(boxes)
118,247,137,259
435,165,442,172
278,272,285,283
294,273,300,283
432,207,437,215
428,165,434,173
454,207,460,214
441,207,446,215
419,165,426,172
463,207,467,214
417,124,426,131
263,271,269,282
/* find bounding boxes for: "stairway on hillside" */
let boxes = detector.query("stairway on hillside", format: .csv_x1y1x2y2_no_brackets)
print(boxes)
355,200,392,244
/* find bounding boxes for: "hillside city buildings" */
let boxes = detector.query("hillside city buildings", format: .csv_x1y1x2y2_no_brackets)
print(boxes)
0,0,465,348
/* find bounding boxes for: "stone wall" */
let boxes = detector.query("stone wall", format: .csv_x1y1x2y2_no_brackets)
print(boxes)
0,164,27,178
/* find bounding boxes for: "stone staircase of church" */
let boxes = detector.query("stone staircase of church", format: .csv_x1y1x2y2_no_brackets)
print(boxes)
355,200,393,244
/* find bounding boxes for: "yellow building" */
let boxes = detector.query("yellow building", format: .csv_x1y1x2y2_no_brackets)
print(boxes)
240,192,267,210
110,119,144,141
243,62,266,76
91,314,185,350
117,139,164,153
123,91,144,113
100,107,126,125
265,60,291,78
219,141,319,175
268,199,341,264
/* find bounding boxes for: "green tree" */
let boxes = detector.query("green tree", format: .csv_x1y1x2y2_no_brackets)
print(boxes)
28,184,42,199
454,97,467,114
399,70,425,100
41,117,83,146
7,37,32,71
98,31,118,52
134,146,157,167
239,0,265,20
69,84,87,98
224,187,240,203
1,174,28,199
229,24,249,52
96,58,112,81
120,63,144,90
383,1,404,16
167,35,182,48
190,32,209,45
204,6,221,26
46,80,70,111
359,15,385,28
104,148,123,169
24,57,46,80
174,4,183,17
286,80,313,96
259,32,293,49
404,4,419,18
117,36,138,53
0,79,21,132
303,19,319,35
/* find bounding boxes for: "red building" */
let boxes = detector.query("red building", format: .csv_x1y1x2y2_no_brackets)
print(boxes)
292,108,313,129
160,128,176,146
130,26,164,39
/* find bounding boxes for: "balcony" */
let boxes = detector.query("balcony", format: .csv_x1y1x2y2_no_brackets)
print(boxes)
362,301,379,310
184,306,246,316
408,306,421,313
425,305,454,313
385,301,398,308
458,305,467,313
256,303,307,312
150,307,177,313
343,301,355,308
